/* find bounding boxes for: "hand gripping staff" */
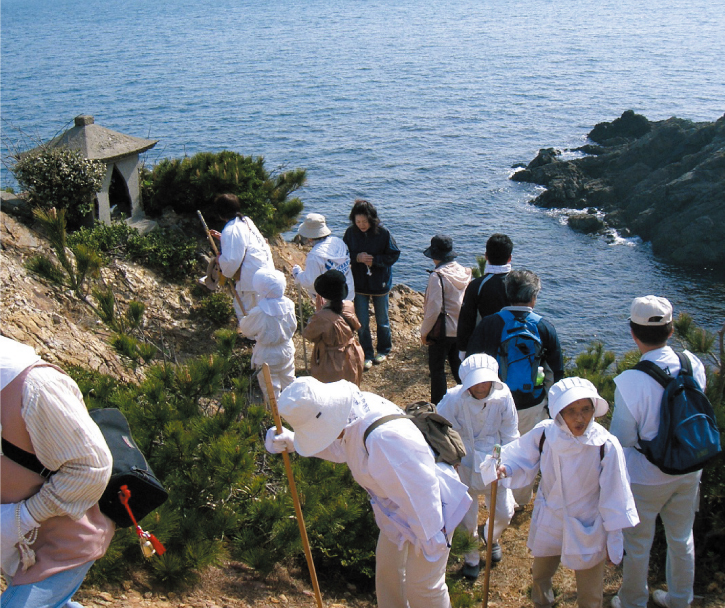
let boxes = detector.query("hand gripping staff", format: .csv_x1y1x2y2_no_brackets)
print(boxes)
262,363,323,607
482,444,501,608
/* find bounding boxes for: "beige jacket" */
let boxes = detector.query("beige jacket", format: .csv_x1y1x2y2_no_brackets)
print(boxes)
303,301,365,385
420,261,472,342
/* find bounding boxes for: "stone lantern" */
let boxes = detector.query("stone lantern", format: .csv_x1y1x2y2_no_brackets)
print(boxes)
38,115,158,232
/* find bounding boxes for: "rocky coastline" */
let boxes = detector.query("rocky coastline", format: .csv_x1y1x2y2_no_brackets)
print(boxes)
511,111,725,269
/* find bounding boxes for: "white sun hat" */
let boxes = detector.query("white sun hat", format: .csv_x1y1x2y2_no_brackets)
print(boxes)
548,377,608,419
297,213,332,239
277,376,355,456
459,353,504,393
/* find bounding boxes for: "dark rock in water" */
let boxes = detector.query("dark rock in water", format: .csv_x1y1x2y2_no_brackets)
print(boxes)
589,109,651,144
511,111,725,268
575,144,606,155
568,214,605,234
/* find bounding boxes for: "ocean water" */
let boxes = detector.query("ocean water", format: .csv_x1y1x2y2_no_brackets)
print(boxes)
2,0,724,356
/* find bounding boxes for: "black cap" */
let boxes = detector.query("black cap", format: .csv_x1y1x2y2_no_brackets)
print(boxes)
423,234,457,262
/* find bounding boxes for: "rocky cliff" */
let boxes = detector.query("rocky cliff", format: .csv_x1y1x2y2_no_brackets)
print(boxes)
511,111,725,268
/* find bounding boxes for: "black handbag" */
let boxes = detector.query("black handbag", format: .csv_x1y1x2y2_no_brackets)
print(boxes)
2,408,168,528
426,273,448,343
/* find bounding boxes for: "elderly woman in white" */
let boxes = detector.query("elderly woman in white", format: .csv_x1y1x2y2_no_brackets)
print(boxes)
483,377,640,608
265,377,471,608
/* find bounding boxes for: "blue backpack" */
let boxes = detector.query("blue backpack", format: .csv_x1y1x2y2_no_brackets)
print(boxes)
495,309,543,408
634,352,722,475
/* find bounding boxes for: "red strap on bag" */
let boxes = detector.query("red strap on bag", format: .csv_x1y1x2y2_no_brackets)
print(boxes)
118,485,166,556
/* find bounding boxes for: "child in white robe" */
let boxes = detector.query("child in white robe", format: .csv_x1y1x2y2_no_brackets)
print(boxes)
238,268,296,401
437,354,518,579
485,377,639,608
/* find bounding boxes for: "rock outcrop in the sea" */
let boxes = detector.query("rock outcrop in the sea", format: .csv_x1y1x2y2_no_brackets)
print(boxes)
511,111,725,268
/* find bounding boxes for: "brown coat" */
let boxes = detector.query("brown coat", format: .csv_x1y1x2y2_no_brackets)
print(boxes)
302,301,365,385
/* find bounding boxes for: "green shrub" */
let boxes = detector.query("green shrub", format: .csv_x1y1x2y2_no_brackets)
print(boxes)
143,151,306,235
67,221,136,258
126,227,198,281
197,291,235,327
12,147,106,229
68,221,199,282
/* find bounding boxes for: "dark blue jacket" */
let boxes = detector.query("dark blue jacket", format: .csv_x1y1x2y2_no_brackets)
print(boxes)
343,224,400,296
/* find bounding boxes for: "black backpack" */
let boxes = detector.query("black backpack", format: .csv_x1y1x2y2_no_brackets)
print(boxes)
2,408,168,528
634,352,721,475
363,401,467,466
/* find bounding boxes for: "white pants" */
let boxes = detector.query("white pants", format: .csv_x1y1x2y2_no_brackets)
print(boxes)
256,358,295,403
513,399,548,508
375,531,451,608
233,289,258,323
618,473,700,608
460,482,515,565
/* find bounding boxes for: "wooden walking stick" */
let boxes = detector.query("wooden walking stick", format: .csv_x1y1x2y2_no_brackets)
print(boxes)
482,444,501,608
262,364,322,608
297,285,309,374
197,210,247,316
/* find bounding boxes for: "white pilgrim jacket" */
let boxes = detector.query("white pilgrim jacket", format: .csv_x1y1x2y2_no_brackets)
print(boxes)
218,216,273,291
295,236,355,300
314,390,471,562
237,299,297,368
437,383,519,489
500,416,639,570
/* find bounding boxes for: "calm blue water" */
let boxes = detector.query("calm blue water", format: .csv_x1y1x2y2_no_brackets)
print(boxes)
2,0,724,355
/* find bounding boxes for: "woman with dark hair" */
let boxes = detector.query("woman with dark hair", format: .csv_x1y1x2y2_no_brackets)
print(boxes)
343,199,400,370
302,270,365,385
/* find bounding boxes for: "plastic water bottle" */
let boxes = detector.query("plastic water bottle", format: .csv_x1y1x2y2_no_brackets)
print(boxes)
535,366,545,386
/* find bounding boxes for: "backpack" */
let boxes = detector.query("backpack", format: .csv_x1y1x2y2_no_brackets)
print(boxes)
496,309,543,407
634,352,722,475
363,401,467,466
2,408,168,528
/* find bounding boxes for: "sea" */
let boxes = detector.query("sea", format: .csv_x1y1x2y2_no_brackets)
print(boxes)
2,0,724,357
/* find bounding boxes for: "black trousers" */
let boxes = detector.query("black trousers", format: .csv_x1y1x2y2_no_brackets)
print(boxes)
428,336,461,404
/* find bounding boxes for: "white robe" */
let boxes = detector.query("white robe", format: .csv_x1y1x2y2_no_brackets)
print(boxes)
314,390,471,562
500,416,639,570
218,216,273,292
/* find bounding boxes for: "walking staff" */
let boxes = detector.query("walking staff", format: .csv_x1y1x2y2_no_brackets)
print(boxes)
261,364,323,608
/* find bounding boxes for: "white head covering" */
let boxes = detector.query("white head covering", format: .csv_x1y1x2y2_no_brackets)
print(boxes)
548,376,608,420
459,353,504,393
253,268,288,317
297,213,331,239
277,376,356,456
0,336,41,390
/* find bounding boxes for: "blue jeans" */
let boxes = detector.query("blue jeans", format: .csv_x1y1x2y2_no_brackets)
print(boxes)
354,293,392,361
1,560,94,608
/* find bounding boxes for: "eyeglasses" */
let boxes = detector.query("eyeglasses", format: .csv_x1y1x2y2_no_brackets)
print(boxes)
561,406,595,420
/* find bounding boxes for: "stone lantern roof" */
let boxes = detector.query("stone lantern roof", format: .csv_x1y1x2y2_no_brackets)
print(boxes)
39,115,157,162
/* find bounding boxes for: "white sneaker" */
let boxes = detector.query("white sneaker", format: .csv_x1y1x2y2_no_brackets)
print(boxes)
652,590,670,608
363,359,373,371
610,595,622,608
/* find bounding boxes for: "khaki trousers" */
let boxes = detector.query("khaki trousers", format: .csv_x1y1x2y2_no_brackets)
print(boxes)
532,555,605,608
375,531,451,608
